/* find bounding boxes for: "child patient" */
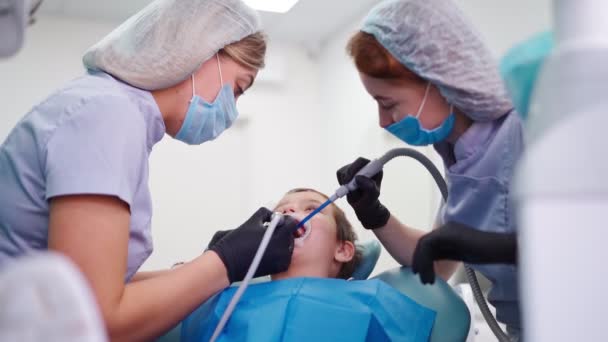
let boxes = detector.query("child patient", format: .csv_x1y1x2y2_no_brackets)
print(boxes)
180,189,436,342
272,188,361,280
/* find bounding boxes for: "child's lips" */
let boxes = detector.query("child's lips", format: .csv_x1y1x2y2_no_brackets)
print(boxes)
290,216,311,246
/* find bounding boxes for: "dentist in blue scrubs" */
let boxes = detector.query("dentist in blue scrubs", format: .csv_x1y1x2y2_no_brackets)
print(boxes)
336,0,524,339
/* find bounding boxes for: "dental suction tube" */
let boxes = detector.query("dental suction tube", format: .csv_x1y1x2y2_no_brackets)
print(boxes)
334,148,447,200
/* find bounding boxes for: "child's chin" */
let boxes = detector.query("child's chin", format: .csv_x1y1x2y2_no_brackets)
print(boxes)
292,245,305,255
290,245,309,262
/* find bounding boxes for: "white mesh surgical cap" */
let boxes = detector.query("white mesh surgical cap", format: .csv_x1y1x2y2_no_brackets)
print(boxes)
362,0,513,121
83,0,261,91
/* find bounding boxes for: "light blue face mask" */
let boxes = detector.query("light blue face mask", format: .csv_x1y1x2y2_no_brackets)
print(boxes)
175,54,239,145
385,83,455,146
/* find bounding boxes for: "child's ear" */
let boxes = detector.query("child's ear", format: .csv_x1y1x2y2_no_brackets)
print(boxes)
335,241,355,263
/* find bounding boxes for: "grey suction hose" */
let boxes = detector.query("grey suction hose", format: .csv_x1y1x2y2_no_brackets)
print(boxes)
342,148,511,342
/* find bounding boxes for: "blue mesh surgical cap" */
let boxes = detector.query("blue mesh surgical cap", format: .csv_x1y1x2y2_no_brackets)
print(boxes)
362,0,514,121
83,0,261,91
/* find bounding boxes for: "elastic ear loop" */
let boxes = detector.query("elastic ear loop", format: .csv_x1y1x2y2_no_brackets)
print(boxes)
190,75,195,102
415,82,432,119
217,53,224,87
189,53,224,104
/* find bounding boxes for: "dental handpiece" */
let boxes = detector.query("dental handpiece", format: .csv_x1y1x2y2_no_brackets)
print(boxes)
333,158,385,199
295,158,386,230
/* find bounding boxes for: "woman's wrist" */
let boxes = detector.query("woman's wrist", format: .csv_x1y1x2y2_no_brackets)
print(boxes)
199,250,230,288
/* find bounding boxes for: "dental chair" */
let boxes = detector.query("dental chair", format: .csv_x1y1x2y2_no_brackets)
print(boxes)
157,240,470,342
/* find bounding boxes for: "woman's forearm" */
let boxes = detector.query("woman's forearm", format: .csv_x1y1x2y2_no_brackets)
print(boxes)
374,214,460,281
374,215,426,265
130,270,172,283
108,251,229,341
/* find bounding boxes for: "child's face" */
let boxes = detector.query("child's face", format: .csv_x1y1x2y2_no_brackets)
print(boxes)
273,191,354,280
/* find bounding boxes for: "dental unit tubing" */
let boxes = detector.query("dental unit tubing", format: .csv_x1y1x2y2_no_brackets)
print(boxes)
298,149,444,230
333,148,447,201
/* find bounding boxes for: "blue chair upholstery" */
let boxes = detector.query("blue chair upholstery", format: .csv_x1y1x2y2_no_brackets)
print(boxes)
156,241,382,342
156,242,470,342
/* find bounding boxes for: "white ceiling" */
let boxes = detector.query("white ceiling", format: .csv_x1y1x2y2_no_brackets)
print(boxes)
38,0,381,49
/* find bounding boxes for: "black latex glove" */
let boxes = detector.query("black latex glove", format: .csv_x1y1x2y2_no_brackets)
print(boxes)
208,208,297,283
336,157,391,229
412,222,518,284
207,230,230,249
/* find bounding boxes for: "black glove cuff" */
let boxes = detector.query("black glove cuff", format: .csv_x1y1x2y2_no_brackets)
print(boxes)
209,245,240,283
356,203,391,230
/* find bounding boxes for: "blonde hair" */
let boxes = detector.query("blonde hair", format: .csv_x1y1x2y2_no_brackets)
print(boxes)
221,32,267,70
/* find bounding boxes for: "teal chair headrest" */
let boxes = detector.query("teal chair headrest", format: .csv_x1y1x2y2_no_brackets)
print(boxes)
351,240,381,280
373,267,471,342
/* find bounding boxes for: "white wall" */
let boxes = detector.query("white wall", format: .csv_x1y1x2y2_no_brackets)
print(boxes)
0,16,119,138
457,0,553,56
0,0,553,275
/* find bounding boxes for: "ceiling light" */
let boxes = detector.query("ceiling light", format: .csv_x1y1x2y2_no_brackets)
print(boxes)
243,0,299,14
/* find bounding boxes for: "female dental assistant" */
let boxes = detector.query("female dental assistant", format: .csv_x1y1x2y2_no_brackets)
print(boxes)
0,0,296,340
336,0,524,338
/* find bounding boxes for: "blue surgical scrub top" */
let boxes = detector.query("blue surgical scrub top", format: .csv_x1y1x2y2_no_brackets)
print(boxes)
435,111,524,332
0,72,166,281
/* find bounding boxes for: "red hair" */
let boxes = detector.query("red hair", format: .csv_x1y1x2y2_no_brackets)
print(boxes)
347,31,423,83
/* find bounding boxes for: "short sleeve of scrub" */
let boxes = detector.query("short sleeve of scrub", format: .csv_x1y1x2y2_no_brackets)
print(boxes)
44,95,147,206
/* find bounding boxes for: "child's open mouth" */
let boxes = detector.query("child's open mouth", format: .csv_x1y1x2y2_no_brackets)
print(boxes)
293,220,311,245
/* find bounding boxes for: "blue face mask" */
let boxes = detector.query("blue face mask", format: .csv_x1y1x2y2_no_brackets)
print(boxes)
385,83,455,146
175,54,239,145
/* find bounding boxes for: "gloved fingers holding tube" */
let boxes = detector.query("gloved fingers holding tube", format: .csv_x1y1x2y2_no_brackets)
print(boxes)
207,208,297,283
336,157,391,230
412,222,518,284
